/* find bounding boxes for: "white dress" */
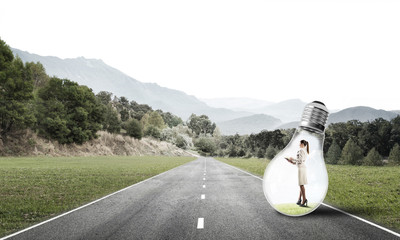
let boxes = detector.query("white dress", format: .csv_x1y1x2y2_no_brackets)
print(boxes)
292,148,308,186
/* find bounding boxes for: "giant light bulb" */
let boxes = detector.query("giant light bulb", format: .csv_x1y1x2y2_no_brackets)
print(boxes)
263,101,329,216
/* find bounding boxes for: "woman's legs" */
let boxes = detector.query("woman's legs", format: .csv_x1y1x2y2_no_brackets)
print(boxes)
298,188,302,201
300,185,306,204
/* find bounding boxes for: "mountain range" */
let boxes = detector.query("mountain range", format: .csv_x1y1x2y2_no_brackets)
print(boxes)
12,48,251,123
12,48,399,135
217,114,282,135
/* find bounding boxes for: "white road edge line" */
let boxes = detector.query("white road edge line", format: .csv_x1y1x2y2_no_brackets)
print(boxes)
0,159,199,240
201,194,205,200
197,218,204,229
216,159,400,238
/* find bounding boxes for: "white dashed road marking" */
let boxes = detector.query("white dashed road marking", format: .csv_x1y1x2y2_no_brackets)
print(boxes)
197,218,204,229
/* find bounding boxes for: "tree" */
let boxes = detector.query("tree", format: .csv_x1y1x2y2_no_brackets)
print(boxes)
326,140,341,164
363,148,383,166
338,138,364,165
141,111,165,139
237,148,246,157
228,144,237,157
147,111,166,129
194,137,216,156
325,122,351,150
156,110,183,128
36,77,103,144
265,145,278,160
125,118,142,139
390,116,400,149
130,100,152,120
257,148,265,158
358,118,392,156
388,143,400,165
24,61,49,89
187,114,216,136
102,105,121,133
144,125,161,139
95,92,121,133
96,91,113,105
0,39,35,141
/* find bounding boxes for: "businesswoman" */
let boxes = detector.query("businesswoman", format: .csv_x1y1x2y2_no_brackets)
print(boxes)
286,140,309,207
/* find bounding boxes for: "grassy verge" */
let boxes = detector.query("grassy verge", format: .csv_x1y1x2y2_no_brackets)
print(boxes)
216,157,400,232
0,156,195,237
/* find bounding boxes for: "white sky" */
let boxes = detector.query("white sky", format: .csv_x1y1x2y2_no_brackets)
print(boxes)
1,0,399,111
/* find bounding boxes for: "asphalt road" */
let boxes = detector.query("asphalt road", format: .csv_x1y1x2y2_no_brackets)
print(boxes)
5,157,399,240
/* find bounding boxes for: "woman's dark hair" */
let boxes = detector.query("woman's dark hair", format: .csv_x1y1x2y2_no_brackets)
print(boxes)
300,140,309,154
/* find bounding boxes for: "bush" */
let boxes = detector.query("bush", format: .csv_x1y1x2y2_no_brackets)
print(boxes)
257,148,265,158
338,138,364,165
125,118,142,139
265,145,278,160
144,125,161,139
237,148,246,157
160,125,193,149
194,137,216,156
228,144,237,157
388,143,400,165
363,147,383,166
326,140,341,164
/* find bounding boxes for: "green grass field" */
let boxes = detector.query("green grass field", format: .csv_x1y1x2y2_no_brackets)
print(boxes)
274,203,319,216
0,156,195,237
216,157,400,232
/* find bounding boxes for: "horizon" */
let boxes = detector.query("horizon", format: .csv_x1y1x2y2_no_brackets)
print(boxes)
2,0,399,111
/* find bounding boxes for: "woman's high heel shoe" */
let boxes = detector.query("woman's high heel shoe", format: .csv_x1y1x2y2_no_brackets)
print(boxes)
300,199,308,207
296,199,302,205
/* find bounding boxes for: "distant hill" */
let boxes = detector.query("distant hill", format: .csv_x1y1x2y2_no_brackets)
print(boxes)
12,48,251,122
392,110,400,115
217,114,282,135
275,106,399,130
201,97,273,112
327,106,398,124
276,121,298,130
255,99,307,123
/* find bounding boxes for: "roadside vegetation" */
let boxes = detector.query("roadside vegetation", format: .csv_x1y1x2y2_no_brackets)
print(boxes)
0,156,194,237
217,157,400,232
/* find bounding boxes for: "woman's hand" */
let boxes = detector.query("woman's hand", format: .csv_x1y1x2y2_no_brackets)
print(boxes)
285,157,295,165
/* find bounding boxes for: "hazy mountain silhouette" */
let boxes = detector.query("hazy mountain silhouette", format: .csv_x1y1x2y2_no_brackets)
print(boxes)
201,97,273,112
392,110,400,115
255,99,307,123
217,114,282,135
327,106,398,124
275,106,399,130
275,121,299,130
12,48,251,122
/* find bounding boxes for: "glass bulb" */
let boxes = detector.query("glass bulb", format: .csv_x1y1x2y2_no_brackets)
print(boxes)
263,101,329,216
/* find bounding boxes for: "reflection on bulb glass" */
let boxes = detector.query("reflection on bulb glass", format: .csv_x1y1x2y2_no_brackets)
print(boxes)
263,101,329,216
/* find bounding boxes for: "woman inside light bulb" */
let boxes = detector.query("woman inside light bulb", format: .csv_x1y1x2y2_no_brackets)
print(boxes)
285,140,309,207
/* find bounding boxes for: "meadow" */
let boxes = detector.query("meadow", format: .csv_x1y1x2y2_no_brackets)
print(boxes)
216,157,400,233
0,156,194,237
